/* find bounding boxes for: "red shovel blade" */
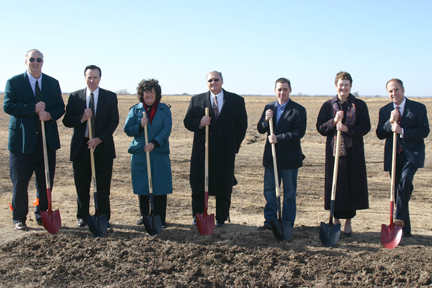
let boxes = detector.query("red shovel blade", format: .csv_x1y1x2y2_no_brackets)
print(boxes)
196,210,215,236
41,209,61,234
380,223,403,249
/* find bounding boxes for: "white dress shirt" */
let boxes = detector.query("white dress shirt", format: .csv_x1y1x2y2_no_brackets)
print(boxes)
393,97,406,138
210,90,224,114
27,71,42,96
84,87,100,138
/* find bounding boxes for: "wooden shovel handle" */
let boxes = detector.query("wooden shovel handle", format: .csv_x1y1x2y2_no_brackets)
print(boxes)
268,118,281,198
87,120,97,193
331,121,342,202
143,111,153,197
204,108,209,208
41,121,52,210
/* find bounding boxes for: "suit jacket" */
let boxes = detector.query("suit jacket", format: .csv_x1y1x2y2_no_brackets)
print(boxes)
257,99,306,170
183,89,248,196
3,72,65,153
376,98,429,171
63,88,119,161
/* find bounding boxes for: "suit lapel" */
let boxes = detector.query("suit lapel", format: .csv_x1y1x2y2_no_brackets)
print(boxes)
276,100,292,131
22,72,37,104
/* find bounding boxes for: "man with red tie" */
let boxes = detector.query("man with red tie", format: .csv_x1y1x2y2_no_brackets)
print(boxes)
376,78,429,237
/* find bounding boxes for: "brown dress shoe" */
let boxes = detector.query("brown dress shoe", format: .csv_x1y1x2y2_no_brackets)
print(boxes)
394,219,405,227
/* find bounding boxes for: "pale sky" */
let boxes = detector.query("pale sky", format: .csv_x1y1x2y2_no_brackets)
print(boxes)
1,0,431,97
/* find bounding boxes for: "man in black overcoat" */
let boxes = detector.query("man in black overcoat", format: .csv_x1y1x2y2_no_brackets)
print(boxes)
184,71,248,226
376,78,429,237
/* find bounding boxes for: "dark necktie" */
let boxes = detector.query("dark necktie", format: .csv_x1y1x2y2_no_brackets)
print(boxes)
89,92,96,138
396,106,402,153
213,96,219,119
35,80,43,101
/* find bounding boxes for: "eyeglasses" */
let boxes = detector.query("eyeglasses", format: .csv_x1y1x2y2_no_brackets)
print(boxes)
29,57,43,63
208,78,220,83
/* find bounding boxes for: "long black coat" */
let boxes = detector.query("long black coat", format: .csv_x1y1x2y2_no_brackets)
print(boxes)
184,90,248,196
316,94,370,211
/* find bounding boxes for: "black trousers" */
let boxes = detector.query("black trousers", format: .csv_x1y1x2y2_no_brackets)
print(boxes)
139,195,167,224
10,133,56,223
192,193,231,224
394,152,417,235
73,138,113,220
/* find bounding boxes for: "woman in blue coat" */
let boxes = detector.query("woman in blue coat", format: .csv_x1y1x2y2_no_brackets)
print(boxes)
124,79,172,227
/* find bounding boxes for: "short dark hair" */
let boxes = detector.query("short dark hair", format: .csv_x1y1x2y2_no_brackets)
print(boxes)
275,77,291,89
335,71,352,85
386,78,404,89
84,65,102,77
137,79,162,102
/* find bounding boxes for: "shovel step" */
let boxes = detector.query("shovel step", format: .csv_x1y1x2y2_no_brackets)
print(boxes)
196,212,215,236
143,215,163,235
381,224,403,249
87,214,108,237
40,209,61,235
270,219,292,241
319,222,341,247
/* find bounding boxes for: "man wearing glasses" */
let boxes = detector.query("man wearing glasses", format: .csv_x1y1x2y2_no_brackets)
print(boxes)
3,49,65,230
184,71,248,227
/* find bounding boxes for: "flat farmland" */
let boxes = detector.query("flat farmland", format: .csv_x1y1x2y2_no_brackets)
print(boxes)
0,94,431,287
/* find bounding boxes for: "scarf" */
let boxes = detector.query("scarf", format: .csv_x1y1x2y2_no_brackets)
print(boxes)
142,101,159,124
332,100,356,156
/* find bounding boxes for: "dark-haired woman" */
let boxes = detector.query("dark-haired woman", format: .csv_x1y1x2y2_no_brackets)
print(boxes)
316,71,370,237
124,79,172,227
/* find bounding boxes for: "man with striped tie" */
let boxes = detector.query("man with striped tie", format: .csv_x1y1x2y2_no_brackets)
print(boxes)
3,49,65,230
63,65,119,228
184,71,248,227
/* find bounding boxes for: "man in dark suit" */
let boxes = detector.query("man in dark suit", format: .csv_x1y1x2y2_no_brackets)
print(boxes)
376,78,429,237
63,65,119,227
3,49,65,230
257,78,306,230
184,71,248,227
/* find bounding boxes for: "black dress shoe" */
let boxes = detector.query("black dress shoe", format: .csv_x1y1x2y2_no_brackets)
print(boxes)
77,219,87,227
36,218,43,226
257,225,272,230
136,217,144,225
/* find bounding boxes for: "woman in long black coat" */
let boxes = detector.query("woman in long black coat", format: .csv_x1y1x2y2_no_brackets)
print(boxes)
316,71,371,236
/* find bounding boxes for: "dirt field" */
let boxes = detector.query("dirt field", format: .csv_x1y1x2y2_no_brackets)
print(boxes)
1,94,432,287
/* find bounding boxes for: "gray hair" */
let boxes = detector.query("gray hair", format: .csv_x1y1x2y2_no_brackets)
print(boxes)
25,49,44,59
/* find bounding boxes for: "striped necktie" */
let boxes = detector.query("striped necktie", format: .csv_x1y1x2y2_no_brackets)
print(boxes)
89,92,96,138
213,96,220,119
396,106,402,153
35,80,43,101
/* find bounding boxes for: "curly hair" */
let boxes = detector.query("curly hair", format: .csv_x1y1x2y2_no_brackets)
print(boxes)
334,71,352,86
137,79,162,102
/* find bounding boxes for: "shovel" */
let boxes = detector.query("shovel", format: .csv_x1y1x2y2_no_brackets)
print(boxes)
319,121,342,247
40,121,61,234
268,117,292,240
86,119,108,237
196,107,215,236
381,132,403,248
141,111,163,235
